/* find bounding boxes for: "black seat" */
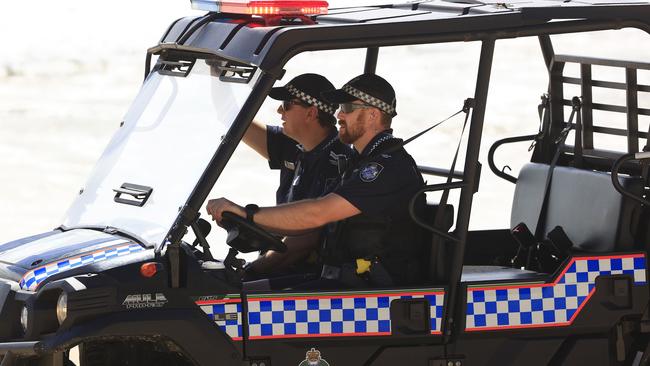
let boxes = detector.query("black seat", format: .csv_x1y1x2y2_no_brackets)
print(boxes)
417,203,454,284
461,162,644,284
511,162,644,252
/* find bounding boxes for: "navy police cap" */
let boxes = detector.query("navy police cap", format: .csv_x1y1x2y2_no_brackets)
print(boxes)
269,73,337,116
322,73,397,117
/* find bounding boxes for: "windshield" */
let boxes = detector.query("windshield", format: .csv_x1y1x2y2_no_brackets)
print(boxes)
62,57,260,246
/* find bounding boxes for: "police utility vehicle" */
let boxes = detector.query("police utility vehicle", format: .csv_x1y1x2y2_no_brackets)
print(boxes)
2,0,650,365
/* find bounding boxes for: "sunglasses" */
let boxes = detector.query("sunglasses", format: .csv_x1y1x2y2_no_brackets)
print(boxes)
340,102,372,113
282,99,310,111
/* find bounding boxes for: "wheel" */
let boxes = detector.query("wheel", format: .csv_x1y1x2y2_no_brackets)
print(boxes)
79,340,193,366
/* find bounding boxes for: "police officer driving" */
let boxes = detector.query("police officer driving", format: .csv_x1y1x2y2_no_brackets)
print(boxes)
206,73,425,288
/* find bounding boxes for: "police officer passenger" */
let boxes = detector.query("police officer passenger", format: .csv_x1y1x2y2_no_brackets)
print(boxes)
244,73,349,205
207,73,425,288
241,73,352,276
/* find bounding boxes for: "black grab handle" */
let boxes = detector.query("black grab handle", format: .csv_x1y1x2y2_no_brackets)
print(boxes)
611,152,650,206
488,134,539,184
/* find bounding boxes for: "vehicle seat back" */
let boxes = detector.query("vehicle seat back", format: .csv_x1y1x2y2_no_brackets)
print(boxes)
417,203,454,283
511,162,643,252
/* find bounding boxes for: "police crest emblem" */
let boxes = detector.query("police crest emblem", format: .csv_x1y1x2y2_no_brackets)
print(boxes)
298,348,330,366
359,162,383,182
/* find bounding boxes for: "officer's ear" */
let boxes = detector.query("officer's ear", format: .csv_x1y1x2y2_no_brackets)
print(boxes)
370,108,381,125
306,105,319,122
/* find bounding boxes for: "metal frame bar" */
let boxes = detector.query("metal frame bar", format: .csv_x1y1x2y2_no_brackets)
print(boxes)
581,64,594,149
418,165,464,180
364,47,379,74
547,58,566,163
536,35,557,163
256,20,650,75
627,68,640,153
561,77,650,92
445,38,495,342
539,35,554,70
566,123,650,139
561,99,650,116
552,54,650,158
554,54,650,70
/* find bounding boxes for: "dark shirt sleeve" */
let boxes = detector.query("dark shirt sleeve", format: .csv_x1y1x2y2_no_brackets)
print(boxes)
266,125,299,170
334,155,422,216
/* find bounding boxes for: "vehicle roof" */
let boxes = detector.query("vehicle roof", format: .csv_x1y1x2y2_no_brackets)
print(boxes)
154,0,650,74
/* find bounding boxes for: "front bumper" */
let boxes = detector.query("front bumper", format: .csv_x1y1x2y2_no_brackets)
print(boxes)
0,307,243,366
0,341,66,366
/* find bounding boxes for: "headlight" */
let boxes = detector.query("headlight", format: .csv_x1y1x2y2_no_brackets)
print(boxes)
56,292,68,325
20,305,29,333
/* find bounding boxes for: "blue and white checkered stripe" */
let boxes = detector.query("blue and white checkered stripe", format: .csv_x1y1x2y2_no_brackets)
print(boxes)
466,254,647,331
198,300,243,340
247,291,445,339
19,242,145,291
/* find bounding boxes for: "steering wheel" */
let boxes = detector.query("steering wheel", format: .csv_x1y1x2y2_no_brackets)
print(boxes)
220,211,287,253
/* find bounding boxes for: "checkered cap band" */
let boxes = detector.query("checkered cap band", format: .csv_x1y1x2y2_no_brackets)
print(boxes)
342,85,396,116
465,254,647,331
19,242,146,291
286,84,337,115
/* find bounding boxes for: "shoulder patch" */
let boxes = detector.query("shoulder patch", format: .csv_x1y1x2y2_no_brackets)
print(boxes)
359,162,384,182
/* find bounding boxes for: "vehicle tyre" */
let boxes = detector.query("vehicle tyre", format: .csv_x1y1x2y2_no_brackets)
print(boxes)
79,340,194,366
0,353,75,366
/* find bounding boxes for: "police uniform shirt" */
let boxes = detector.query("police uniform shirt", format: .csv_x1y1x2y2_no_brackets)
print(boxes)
329,131,426,285
267,125,352,204
333,131,423,217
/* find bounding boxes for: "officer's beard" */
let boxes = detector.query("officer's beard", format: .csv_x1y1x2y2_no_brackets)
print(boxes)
338,116,366,145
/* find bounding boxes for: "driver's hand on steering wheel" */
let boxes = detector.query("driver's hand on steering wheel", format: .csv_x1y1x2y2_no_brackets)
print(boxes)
206,198,245,224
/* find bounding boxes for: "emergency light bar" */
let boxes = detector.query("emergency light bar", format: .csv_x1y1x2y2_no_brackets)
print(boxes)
191,0,329,16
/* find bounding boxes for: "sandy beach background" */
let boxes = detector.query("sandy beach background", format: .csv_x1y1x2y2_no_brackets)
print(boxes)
1,1,650,261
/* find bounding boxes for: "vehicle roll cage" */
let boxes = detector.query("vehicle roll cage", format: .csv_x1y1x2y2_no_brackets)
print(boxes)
151,7,650,341
489,43,650,184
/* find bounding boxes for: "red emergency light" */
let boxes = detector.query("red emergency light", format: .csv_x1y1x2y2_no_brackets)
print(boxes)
192,0,329,16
